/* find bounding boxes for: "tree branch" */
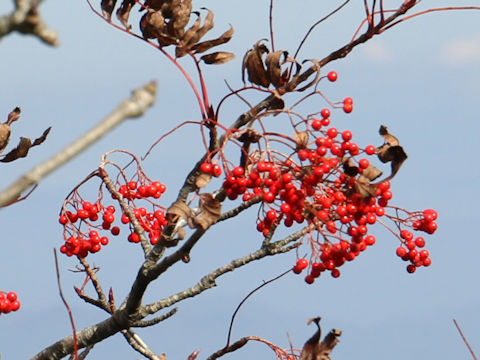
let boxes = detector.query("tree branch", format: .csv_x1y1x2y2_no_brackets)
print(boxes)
0,81,157,208
0,0,58,46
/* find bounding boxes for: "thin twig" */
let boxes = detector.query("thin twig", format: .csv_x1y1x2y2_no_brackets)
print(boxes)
453,319,478,360
54,249,79,360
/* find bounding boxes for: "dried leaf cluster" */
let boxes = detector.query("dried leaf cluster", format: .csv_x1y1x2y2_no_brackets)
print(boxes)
0,107,51,163
300,317,341,360
242,40,320,92
101,0,234,64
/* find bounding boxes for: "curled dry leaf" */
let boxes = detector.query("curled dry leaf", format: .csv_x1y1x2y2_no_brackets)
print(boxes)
295,131,309,149
167,0,192,38
166,200,192,223
295,59,321,92
362,164,382,181
353,176,377,199
7,107,21,125
201,51,235,65
300,317,341,360
376,125,407,179
101,0,117,20
140,10,166,40
0,127,51,163
193,193,221,230
242,40,270,87
192,25,234,54
265,50,288,88
175,11,201,57
0,124,11,153
116,0,135,28
342,159,359,177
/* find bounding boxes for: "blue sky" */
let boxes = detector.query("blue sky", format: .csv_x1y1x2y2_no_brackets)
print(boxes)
1,1,480,359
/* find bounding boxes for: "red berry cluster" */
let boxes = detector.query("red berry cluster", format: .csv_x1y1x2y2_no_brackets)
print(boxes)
202,71,438,282
0,291,20,315
59,179,167,257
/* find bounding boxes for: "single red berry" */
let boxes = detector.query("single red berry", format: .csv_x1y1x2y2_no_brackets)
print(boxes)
331,268,341,278
327,71,338,82
396,246,407,257
321,118,330,126
406,264,416,273
77,209,89,220
10,300,20,311
365,235,376,246
423,257,432,267
6,292,17,302
292,265,302,274
343,103,353,113
304,275,315,284
320,108,331,118
415,237,425,248
200,162,212,174
358,158,369,169
342,130,352,141
128,181,137,190
311,119,322,131
266,210,277,222
212,164,222,177
111,226,120,236
343,97,353,105
327,127,338,138
59,215,68,225
232,166,245,177
365,145,376,155
296,258,309,270
263,191,275,203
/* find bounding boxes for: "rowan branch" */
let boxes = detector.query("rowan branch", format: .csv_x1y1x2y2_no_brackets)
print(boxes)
0,81,157,208
0,0,58,45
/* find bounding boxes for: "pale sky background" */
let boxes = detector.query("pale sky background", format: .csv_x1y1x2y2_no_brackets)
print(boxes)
1,1,480,359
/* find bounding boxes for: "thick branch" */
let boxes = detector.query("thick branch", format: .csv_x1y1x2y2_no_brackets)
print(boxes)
0,81,157,208
0,0,58,45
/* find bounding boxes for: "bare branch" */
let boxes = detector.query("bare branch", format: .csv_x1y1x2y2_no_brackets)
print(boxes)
0,81,157,208
0,0,58,46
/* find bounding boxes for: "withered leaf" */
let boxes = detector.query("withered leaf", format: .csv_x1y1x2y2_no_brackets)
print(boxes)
242,40,270,87
144,0,168,11
140,10,166,39
200,51,234,65
185,8,214,47
116,0,135,28
195,172,211,189
300,317,341,360
353,176,377,199
295,59,321,92
166,0,192,38
166,200,192,222
193,193,221,230
342,159,358,177
192,25,234,54
237,128,261,144
295,131,309,149
0,127,51,163
361,164,382,181
1,137,31,163
0,124,11,153
175,11,201,57
300,317,322,360
268,93,285,110
7,107,21,125
265,50,288,88
101,0,117,20
376,125,407,179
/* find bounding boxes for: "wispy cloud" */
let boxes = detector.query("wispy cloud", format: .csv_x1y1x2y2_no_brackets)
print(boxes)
359,41,391,62
440,35,480,66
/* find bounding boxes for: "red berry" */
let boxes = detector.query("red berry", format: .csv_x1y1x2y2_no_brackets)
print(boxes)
304,275,315,284
343,97,353,105
212,164,222,177
343,103,353,113
320,108,331,118
311,119,322,131
232,166,245,177
396,246,407,257
331,268,341,278
200,162,212,174
342,130,352,141
128,181,137,190
365,145,376,155
327,71,338,82
6,292,17,302
59,215,68,225
263,191,275,203
296,258,309,270
327,127,338,138
292,265,302,274
358,158,369,169
406,264,416,273
111,226,120,236
415,237,425,248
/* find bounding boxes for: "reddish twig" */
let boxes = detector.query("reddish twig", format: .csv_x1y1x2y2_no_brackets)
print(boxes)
54,249,79,360
453,319,478,360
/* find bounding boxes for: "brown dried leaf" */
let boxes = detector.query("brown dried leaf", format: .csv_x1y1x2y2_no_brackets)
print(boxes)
192,25,234,54
295,59,321,92
144,0,167,10
361,164,382,181
242,40,270,87
116,0,135,28
195,172,211,189
295,131,309,148
300,317,322,360
377,125,407,179
0,124,11,153
32,127,51,146
140,10,166,39
265,50,288,88
167,0,192,38
7,107,21,125
353,176,377,199
1,137,32,163
342,159,358,177
193,193,221,230
201,51,234,65
101,0,117,20
175,11,201,57
166,200,192,222
186,8,214,46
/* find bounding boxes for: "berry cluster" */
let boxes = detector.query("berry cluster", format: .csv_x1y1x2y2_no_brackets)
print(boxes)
59,177,167,257
0,291,20,315
201,70,437,282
